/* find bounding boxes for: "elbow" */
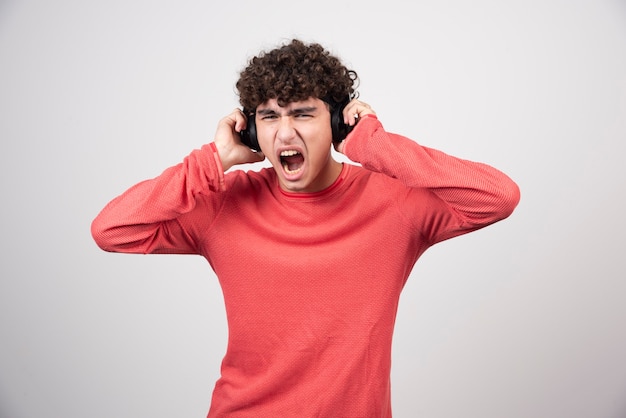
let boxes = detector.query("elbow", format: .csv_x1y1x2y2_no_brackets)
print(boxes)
90,215,156,254
496,179,521,221
91,216,113,252
90,215,126,253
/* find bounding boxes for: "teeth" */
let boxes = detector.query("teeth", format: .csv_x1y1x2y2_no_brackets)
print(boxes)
280,149,303,176
283,164,303,175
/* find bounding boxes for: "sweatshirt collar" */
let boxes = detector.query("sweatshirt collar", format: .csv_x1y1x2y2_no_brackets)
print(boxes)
276,163,351,200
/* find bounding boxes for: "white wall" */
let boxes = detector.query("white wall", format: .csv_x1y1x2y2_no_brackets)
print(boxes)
1,1,625,417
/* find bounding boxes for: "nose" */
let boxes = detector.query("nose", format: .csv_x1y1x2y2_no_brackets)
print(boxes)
276,116,296,141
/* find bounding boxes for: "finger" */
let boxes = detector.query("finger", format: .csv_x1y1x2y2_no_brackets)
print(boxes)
221,109,240,127
232,108,248,133
345,100,375,125
343,101,356,125
252,150,265,161
344,101,365,126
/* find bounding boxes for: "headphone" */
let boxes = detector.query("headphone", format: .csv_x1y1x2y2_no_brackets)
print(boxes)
239,96,353,151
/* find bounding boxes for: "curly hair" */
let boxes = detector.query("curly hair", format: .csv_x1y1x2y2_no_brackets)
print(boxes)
236,39,358,112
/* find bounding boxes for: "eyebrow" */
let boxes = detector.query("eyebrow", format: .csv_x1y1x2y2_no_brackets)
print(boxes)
256,106,319,116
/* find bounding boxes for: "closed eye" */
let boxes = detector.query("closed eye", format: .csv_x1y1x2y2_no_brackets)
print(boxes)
259,112,312,121
256,105,319,120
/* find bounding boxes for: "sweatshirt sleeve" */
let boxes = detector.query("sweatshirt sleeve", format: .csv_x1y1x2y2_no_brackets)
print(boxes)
342,115,520,243
91,142,226,254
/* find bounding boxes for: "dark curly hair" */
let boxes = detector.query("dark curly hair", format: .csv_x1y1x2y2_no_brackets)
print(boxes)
236,39,358,112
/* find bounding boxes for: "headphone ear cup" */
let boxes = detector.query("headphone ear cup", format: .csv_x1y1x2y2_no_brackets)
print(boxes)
242,103,351,147
331,98,353,142
240,113,259,151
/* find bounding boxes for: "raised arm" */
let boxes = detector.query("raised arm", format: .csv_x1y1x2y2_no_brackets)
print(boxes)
91,109,265,254
341,113,520,243
91,144,225,254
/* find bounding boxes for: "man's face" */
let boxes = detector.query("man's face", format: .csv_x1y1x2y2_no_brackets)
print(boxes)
255,97,342,193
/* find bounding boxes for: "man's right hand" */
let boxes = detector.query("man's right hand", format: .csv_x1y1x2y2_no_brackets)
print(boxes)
213,109,265,171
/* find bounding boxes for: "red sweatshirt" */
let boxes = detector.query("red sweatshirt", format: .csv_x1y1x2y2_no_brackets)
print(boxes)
92,115,519,417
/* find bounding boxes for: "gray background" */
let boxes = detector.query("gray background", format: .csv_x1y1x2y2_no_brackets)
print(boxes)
1,0,625,417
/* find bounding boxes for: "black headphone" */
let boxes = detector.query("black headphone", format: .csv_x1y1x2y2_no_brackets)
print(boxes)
239,96,353,151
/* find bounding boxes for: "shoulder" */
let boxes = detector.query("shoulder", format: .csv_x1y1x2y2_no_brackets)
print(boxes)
344,163,400,190
222,166,276,194
343,163,437,209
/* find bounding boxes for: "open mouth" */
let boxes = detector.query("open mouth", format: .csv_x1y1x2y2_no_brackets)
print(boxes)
280,150,305,175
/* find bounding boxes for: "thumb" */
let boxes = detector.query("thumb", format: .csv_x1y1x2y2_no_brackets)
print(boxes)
334,140,346,154
248,149,265,163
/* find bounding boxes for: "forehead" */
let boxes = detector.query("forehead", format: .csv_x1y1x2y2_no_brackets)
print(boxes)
257,97,328,112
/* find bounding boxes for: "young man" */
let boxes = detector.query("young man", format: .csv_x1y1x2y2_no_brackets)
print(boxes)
92,39,520,417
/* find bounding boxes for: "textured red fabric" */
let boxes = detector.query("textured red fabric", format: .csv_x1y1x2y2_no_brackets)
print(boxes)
92,115,519,417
